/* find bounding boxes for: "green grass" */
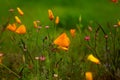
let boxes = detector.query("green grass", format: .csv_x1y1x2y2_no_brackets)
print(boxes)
0,0,120,80
1,0,120,25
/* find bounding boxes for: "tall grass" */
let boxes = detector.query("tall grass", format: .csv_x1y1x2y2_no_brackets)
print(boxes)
0,1,120,80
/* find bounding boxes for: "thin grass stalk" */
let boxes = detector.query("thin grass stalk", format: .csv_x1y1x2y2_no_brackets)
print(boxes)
0,63,21,78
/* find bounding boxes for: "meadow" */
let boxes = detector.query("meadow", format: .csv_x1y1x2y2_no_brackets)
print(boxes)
0,0,120,80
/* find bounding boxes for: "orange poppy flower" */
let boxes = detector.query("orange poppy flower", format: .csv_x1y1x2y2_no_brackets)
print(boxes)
33,21,38,28
48,9,54,20
15,16,21,24
55,16,59,24
85,72,93,80
87,54,100,64
70,29,76,37
15,25,26,34
53,33,70,50
117,21,120,26
58,46,68,51
6,23,17,32
17,7,24,16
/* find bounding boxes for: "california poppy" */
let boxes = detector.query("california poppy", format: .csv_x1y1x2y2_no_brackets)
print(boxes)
53,33,70,50
55,16,59,24
87,54,100,64
15,25,26,34
58,46,68,51
54,32,70,47
85,72,93,80
117,21,120,26
48,9,54,20
33,21,38,28
6,23,16,32
15,16,21,24
70,29,76,37
17,7,24,16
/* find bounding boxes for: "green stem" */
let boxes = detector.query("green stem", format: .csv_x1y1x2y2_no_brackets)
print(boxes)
0,63,21,78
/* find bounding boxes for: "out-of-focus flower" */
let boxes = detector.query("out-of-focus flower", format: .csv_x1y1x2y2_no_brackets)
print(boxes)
48,9,54,20
45,26,49,29
113,25,118,28
6,23,16,32
35,56,46,61
15,24,26,34
70,29,76,37
104,35,108,39
54,74,58,78
87,54,100,64
33,21,38,28
15,16,21,24
39,56,46,61
88,26,92,32
53,33,70,50
17,7,24,16
117,21,120,26
36,20,40,23
85,36,90,41
35,57,40,60
9,8,14,12
0,53,3,64
55,16,59,24
85,72,93,80
38,26,42,29
111,0,118,3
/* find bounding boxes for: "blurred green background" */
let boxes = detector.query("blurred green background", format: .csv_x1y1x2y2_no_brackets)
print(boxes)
0,0,120,28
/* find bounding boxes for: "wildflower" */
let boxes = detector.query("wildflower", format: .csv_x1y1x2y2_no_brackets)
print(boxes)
38,26,42,29
39,56,46,61
9,8,14,12
17,7,24,16
33,21,38,28
58,46,68,51
85,72,93,80
0,53,3,64
85,36,90,41
111,0,118,3
53,33,70,50
87,54,100,64
36,20,40,23
54,74,58,78
48,9,54,20
113,25,118,28
104,35,108,39
45,26,49,29
6,23,16,32
70,29,76,37
15,16,21,24
88,26,92,32
55,16,59,24
15,24,26,34
35,57,40,60
117,21,120,26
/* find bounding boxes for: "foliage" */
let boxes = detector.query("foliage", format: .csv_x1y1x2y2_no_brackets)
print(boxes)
0,1,120,80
